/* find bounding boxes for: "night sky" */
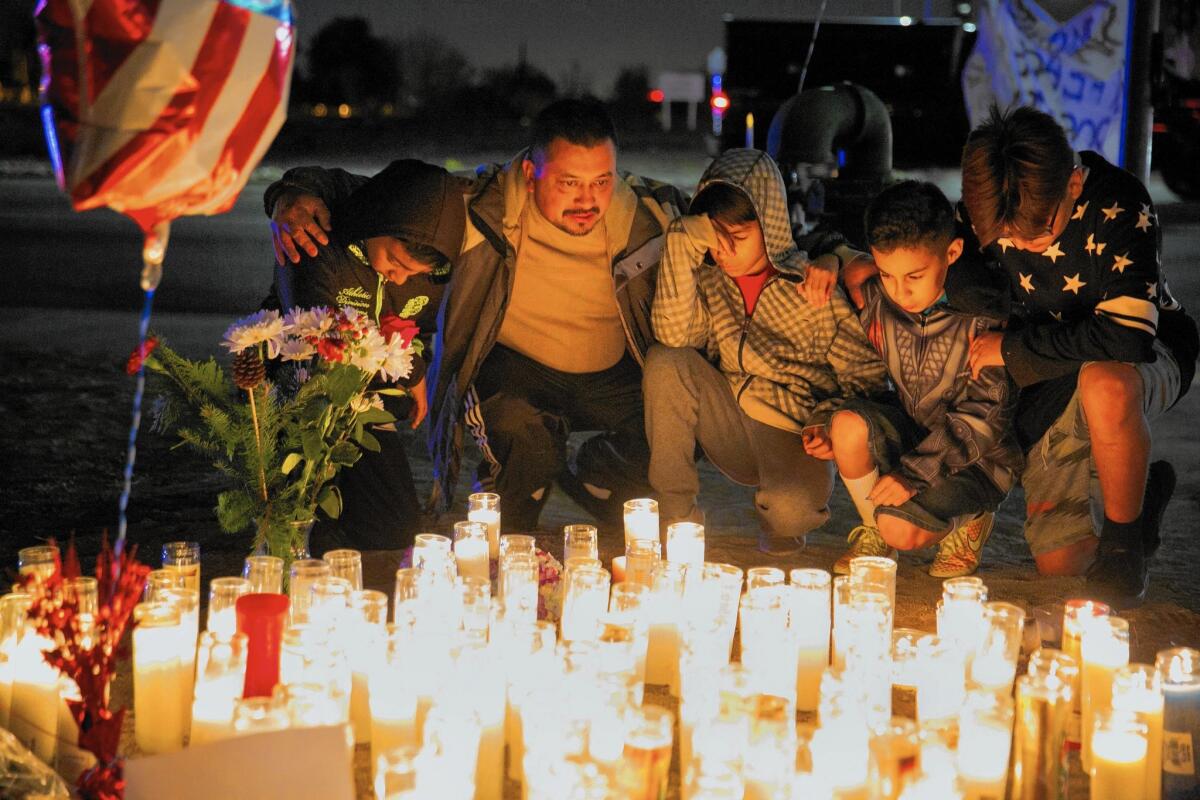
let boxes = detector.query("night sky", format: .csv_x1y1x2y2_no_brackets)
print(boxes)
297,0,966,95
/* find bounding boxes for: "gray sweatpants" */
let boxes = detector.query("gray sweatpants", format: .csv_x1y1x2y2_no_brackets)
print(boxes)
643,345,834,540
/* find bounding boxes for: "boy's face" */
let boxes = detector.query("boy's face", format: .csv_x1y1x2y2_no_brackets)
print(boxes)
523,137,617,236
870,237,964,313
366,236,434,286
1003,166,1084,253
710,219,770,278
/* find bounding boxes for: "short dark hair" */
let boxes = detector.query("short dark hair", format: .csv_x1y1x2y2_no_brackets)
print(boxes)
400,238,450,275
961,105,1074,246
689,182,758,227
530,98,618,159
865,180,956,253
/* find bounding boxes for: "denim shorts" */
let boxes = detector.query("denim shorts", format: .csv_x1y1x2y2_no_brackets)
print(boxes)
836,396,1008,534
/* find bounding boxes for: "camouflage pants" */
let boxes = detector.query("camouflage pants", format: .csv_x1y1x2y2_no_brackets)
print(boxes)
1022,340,1182,555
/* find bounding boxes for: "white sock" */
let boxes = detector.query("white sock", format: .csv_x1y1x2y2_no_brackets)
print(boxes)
842,468,880,527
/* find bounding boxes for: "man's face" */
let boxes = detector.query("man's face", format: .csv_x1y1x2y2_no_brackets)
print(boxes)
523,138,617,235
710,219,770,278
1003,167,1084,254
871,238,963,313
366,236,434,286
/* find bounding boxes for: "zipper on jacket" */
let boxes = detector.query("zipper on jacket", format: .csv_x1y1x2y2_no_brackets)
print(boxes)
611,270,645,367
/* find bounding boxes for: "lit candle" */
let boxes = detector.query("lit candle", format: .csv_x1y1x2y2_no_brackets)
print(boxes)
789,568,831,714
347,590,388,745
53,676,94,782
560,565,611,642
465,643,506,800
132,602,190,754
1062,598,1109,747
645,562,685,696
369,630,420,774
957,690,1013,800
189,631,248,746
1112,663,1164,800
242,555,284,594
322,548,363,590
161,540,201,594
1157,647,1200,799
0,592,32,731
452,521,490,582
890,629,929,721
1091,710,1149,800
9,626,60,765
625,538,662,590
620,704,673,800
1081,615,1130,772
160,587,200,734
467,492,501,559
938,577,987,655
206,577,250,638
623,498,659,547
1011,670,1073,800
563,524,599,563
611,556,627,584
666,522,705,566
915,635,965,727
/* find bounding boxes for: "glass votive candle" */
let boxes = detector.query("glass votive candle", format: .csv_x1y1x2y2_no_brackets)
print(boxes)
308,575,353,630
499,534,536,597
891,629,930,720
457,576,491,641
1091,708,1149,800
869,716,921,800
288,559,331,624
620,703,673,799
1155,647,1200,800
665,522,704,566
467,492,501,559
625,538,662,590
701,562,744,661
143,568,185,600
564,524,600,562
969,601,1026,694
938,576,988,654
957,689,1014,799
914,634,966,728
132,601,189,754
561,565,611,642
1111,663,1163,800
413,533,453,573
161,541,201,593
322,548,363,590
1062,598,1110,746
1011,671,1073,800
190,631,248,746
17,545,59,584
452,521,490,582
645,561,687,696
789,568,831,715
242,555,284,595
1081,615,1130,772
207,577,251,638
849,555,897,610
393,566,420,621
502,553,539,626
232,694,291,735
745,566,785,591
623,498,659,546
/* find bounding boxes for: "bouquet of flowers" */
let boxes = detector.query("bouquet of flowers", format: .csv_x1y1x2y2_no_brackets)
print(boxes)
137,306,416,563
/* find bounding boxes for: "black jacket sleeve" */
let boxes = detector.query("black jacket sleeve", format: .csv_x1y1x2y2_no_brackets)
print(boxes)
263,166,370,217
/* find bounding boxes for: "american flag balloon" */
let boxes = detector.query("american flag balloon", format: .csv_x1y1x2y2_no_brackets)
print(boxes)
35,0,295,236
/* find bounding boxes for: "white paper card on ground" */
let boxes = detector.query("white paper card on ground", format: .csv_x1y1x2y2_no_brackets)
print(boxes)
124,725,354,800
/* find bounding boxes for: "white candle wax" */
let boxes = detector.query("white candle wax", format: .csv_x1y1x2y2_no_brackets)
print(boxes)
53,680,95,783
971,647,1017,693
1082,630,1129,772
665,524,704,566
646,620,682,696
133,625,190,754
368,681,418,774
189,687,238,746
796,641,828,713
473,659,506,800
467,508,501,560
453,537,490,582
561,591,608,642
350,669,372,744
9,633,60,765
1091,728,1148,800
624,508,659,546
206,607,235,639
957,718,1012,799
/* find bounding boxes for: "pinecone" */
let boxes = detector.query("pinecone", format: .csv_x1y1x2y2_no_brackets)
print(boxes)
232,349,265,390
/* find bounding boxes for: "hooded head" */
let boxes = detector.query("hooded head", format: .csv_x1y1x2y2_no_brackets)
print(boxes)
689,149,807,277
336,159,467,285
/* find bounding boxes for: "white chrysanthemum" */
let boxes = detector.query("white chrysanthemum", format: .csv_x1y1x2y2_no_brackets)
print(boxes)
278,337,317,362
347,327,389,375
379,336,415,383
283,306,333,339
351,392,386,413
223,309,284,357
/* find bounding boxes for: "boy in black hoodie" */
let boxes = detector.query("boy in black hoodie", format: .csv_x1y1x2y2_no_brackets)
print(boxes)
262,159,468,551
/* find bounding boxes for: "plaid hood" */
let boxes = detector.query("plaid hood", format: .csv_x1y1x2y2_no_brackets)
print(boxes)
692,148,808,277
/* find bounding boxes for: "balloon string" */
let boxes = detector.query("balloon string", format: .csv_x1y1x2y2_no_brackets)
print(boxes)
116,286,156,560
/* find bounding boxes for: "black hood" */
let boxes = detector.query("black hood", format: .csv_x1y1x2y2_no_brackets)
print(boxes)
335,159,467,263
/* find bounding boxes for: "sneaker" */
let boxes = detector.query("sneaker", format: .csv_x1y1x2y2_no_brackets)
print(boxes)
1141,460,1176,560
1085,532,1148,610
833,525,897,575
929,513,995,578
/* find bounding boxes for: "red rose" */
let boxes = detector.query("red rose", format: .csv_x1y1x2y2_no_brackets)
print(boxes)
379,313,420,347
317,337,346,362
125,337,158,375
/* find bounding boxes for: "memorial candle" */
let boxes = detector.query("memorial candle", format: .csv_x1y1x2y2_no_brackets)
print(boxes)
1081,615,1130,772
789,568,831,714
623,498,659,547
189,631,248,746
132,602,190,754
161,541,201,593
563,524,599,563
1157,647,1200,800
666,522,705,567
452,521,490,582
1091,709,1149,800
8,626,60,764
1062,598,1110,747
467,492,501,559
1112,663,1164,800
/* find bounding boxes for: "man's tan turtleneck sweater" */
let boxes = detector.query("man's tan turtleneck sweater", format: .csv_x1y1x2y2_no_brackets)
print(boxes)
496,200,628,373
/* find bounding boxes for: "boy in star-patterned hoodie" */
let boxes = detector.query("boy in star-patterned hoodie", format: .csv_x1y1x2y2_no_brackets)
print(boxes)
956,105,1198,608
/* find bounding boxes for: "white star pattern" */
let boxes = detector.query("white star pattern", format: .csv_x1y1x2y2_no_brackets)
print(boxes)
954,207,963,223
1101,202,1124,222
997,237,1015,253
1135,204,1153,232
1111,253,1133,273
1084,234,1107,256
1051,311,1064,321
1063,273,1087,294
1146,282,1158,300
1019,272,1035,293
1042,242,1066,263
1071,201,1089,220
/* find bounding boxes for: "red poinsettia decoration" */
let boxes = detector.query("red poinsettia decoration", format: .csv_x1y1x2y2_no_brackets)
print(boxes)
23,536,150,800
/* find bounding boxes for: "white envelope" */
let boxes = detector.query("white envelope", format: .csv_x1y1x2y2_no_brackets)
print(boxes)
125,725,356,800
